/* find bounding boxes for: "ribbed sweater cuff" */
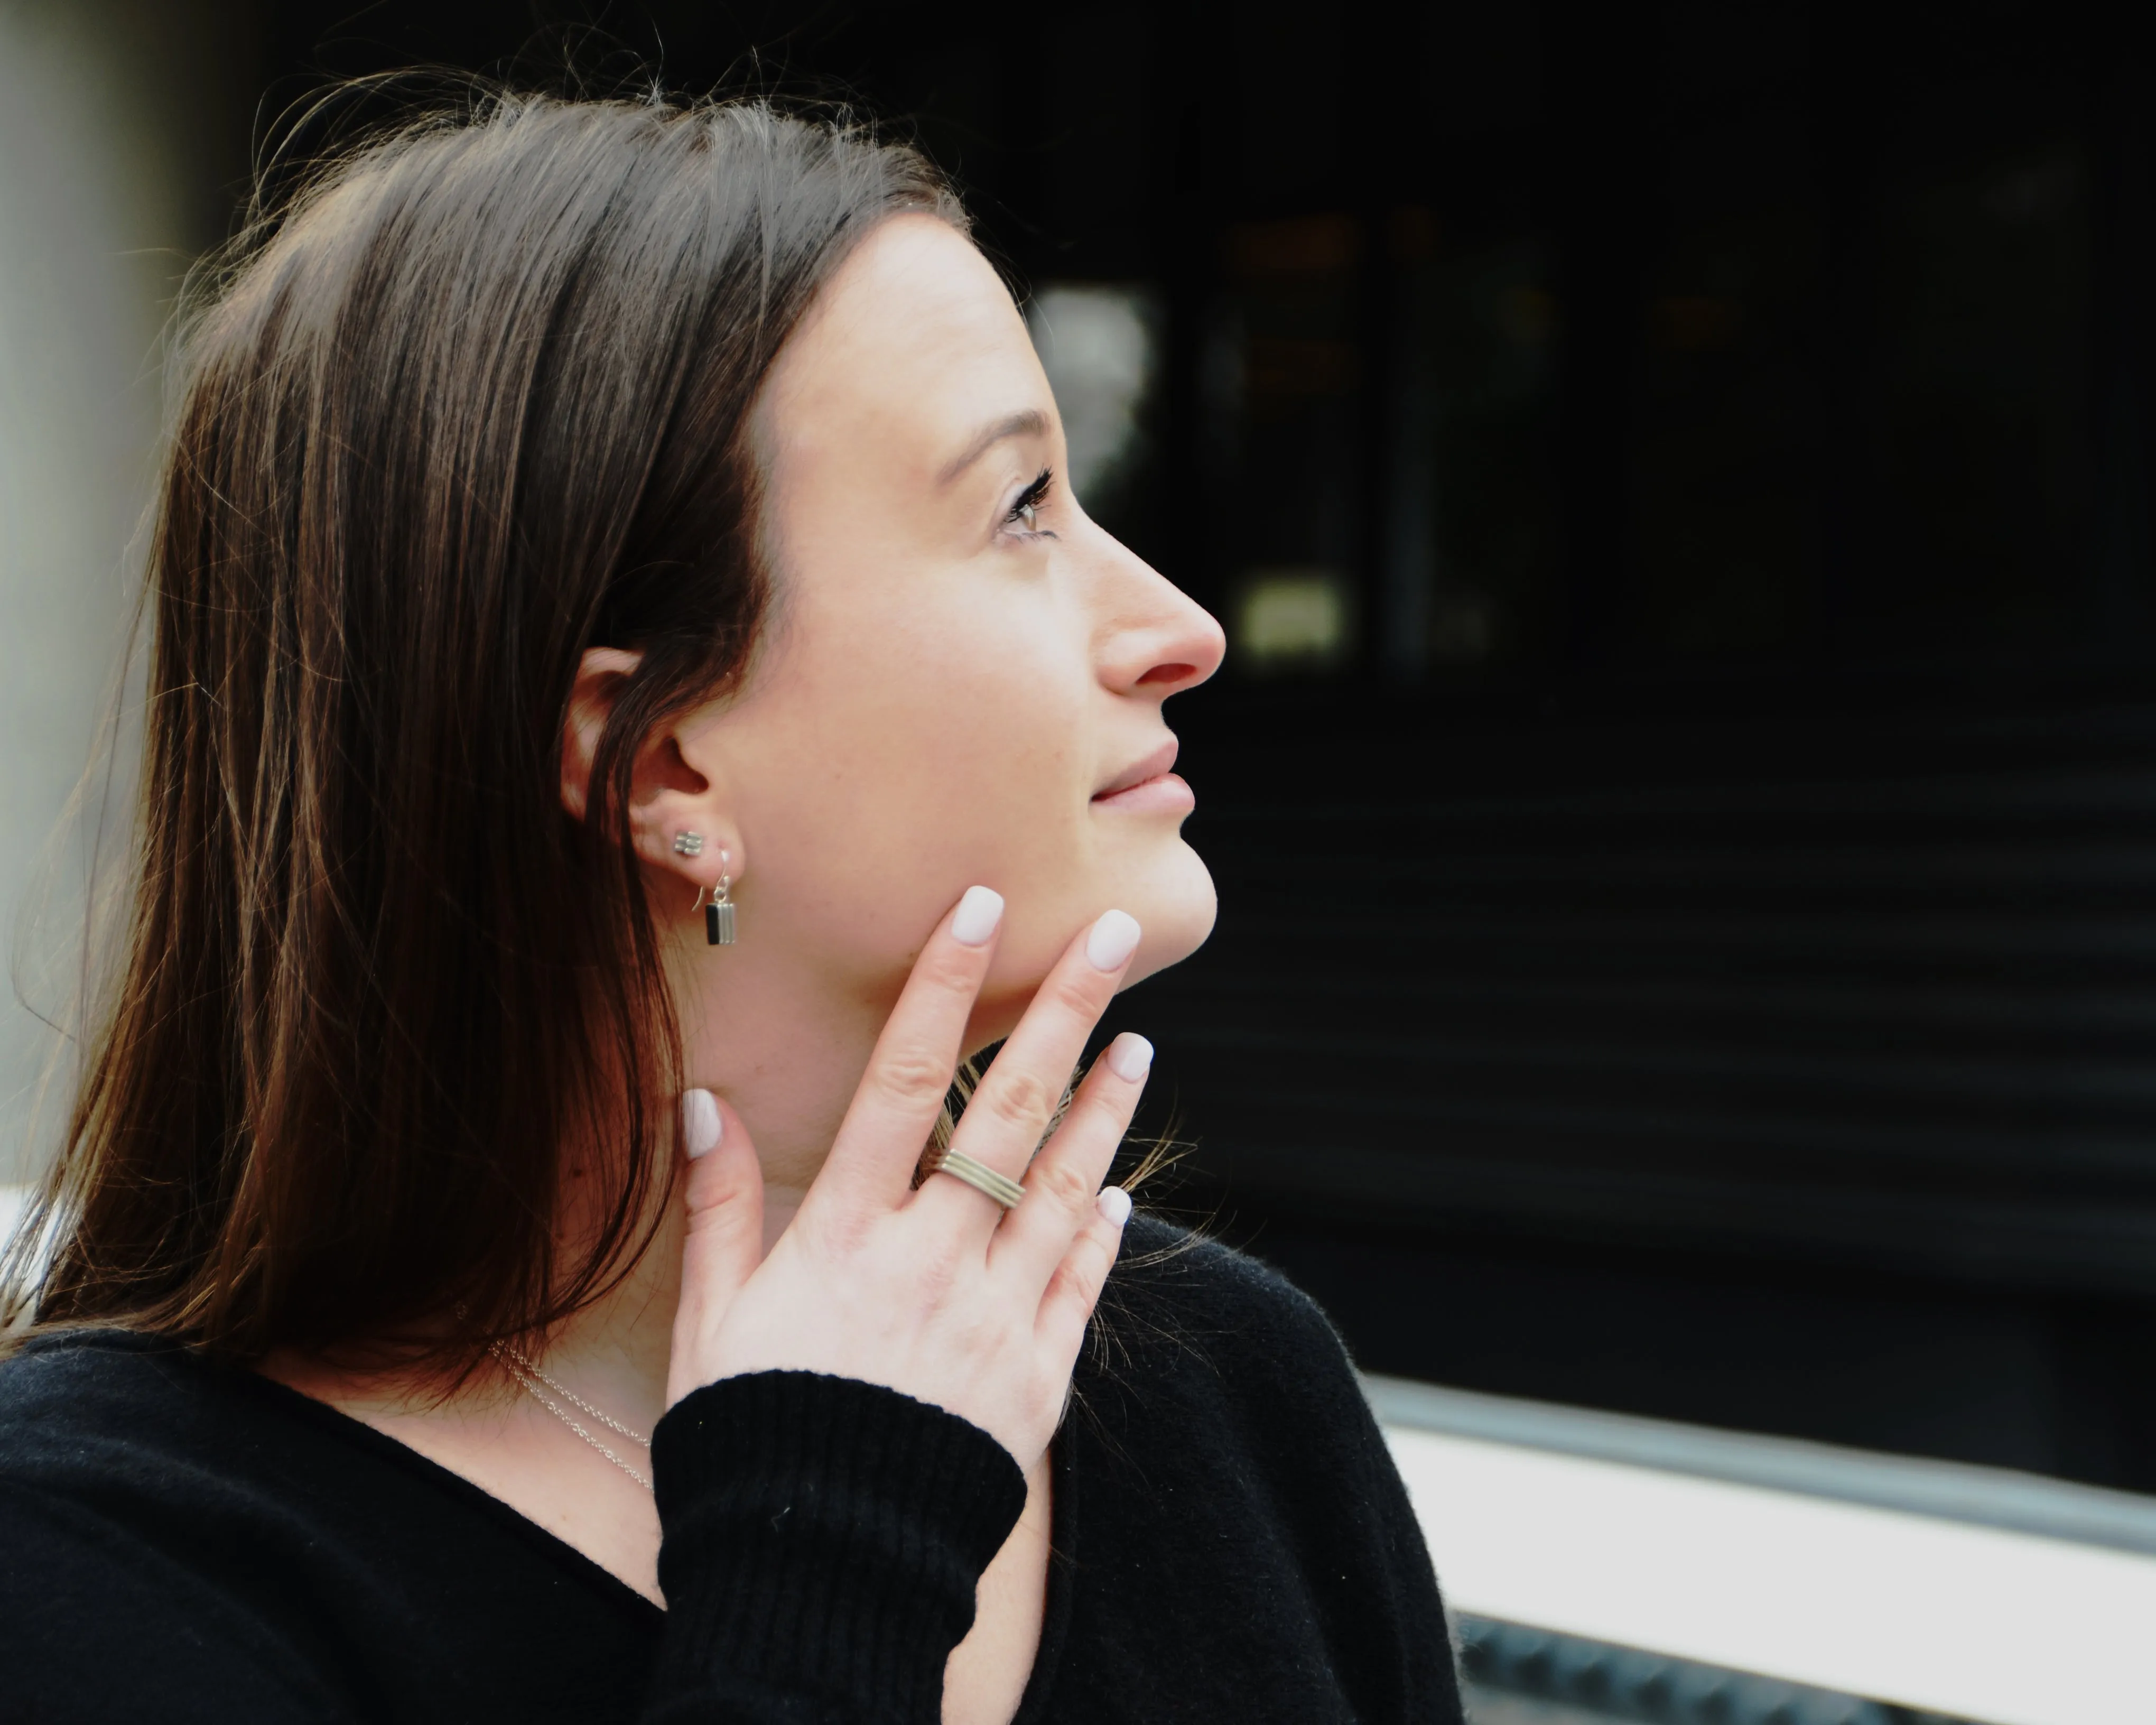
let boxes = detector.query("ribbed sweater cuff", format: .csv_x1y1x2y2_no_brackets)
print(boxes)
648,1371,1027,1722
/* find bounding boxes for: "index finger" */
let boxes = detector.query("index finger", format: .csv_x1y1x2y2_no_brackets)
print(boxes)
808,884,1005,1214
913,908,1139,1236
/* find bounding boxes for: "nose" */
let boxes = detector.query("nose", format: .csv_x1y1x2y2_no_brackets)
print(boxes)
1093,537,1227,699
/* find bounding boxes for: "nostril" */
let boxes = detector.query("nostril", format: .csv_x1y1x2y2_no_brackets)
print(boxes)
1138,662,1198,685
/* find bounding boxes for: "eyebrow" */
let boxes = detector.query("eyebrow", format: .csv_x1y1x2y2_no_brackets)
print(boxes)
937,409,1050,486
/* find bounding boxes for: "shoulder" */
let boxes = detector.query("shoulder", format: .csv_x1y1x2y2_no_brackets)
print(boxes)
1107,1212,1351,1354
1,1325,197,1391
1085,1212,1372,1442
1060,1216,1463,1723
0,1329,212,1468
0,1327,370,1579
0,1329,278,1553
0,1332,362,1714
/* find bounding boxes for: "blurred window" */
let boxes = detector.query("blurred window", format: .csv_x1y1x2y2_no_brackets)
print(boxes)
1634,207,1825,659
1863,143,2094,652
1390,218,1559,683
1026,282,1162,539
1211,214,1363,679
1232,567,1355,675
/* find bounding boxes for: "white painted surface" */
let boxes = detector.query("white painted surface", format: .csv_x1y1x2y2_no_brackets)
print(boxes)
1386,1422,2156,1725
1,7,157,1182
0,3,249,1185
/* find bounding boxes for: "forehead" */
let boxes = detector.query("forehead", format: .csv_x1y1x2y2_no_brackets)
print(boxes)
761,215,1048,460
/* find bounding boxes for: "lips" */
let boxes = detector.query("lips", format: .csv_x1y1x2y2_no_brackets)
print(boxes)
1093,739,1179,801
1091,739,1194,814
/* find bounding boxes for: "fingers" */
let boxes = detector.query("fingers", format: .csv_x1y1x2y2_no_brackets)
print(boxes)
917,908,1141,1228
668,1089,765,1407
990,1031,1151,1287
1035,1183,1135,1368
815,885,1005,1212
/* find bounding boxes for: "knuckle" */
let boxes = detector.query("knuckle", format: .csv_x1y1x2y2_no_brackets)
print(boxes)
1070,1081,1131,1134
872,1046,953,1110
815,1203,875,1257
1046,1236,1111,1311
682,1196,748,1238
976,1067,1055,1134
1028,1156,1093,1215
683,1172,752,1228
909,1240,963,1305
1047,969,1107,1020
917,943,986,998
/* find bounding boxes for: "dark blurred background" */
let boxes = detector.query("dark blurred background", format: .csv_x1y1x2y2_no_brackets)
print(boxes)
11,0,2156,1495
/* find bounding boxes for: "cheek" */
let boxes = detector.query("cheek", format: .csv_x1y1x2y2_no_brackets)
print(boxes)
906,614,1086,808
741,571,1093,956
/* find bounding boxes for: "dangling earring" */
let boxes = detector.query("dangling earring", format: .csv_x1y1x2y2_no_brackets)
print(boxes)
695,849,736,947
674,832,735,945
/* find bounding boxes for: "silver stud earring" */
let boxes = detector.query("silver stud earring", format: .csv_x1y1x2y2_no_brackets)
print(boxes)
672,831,705,858
694,849,736,946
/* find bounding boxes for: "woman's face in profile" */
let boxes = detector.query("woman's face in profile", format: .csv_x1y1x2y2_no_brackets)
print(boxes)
686,214,1226,1032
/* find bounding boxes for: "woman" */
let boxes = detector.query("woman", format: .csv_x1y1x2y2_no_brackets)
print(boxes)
0,92,1463,1723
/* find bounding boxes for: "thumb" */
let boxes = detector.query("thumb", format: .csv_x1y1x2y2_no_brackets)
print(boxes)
668,1088,764,1404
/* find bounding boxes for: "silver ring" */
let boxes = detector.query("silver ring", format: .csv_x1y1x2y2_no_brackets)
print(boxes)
926,1147,1026,1210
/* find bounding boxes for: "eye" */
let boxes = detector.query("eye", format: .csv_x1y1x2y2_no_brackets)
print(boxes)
1002,467,1056,539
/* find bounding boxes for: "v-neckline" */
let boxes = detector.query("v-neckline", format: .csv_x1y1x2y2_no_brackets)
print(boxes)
236,1352,1078,1718
233,1357,666,1621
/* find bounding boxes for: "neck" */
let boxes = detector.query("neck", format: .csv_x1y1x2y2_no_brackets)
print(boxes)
535,939,901,1421
280,936,925,1430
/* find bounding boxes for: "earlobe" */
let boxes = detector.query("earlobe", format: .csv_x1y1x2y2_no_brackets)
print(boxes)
627,749,747,925
659,822,747,947
629,739,741,886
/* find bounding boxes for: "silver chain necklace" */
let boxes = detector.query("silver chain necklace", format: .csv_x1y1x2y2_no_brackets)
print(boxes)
489,1340,654,1492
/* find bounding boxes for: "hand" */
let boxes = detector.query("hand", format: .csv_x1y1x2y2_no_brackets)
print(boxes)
664,886,1151,1469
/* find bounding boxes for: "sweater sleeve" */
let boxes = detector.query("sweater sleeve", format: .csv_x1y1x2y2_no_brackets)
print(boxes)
643,1370,1028,1724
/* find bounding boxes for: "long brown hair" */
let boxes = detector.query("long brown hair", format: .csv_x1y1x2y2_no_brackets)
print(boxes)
3,90,959,1370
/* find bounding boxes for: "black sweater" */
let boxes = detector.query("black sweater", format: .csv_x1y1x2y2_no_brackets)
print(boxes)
0,1219,1464,1723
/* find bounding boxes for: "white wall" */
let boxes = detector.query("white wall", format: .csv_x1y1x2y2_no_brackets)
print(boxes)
0,1,251,1180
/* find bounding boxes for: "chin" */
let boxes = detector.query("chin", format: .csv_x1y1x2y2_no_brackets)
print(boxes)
1121,840,1218,989
964,841,1217,1051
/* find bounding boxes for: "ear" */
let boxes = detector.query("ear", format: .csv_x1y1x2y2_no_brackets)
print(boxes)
561,647,640,824
561,647,747,893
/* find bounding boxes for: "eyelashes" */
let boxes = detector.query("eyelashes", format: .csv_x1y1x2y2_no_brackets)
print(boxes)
1002,467,1056,538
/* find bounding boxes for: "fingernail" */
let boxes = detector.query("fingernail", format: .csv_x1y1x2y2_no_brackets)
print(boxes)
1105,1032,1154,1083
1085,908,1141,971
681,1089,722,1159
951,885,1005,947
1097,1185,1132,1226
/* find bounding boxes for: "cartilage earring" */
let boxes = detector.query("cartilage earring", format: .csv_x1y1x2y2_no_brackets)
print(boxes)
695,850,736,946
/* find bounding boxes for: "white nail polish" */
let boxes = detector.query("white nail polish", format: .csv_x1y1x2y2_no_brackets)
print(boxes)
681,1089,722,1159
1085,908,1141,971
951,885,1005,947
1105,1032,1154,1083
1097,1186,1132,1226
